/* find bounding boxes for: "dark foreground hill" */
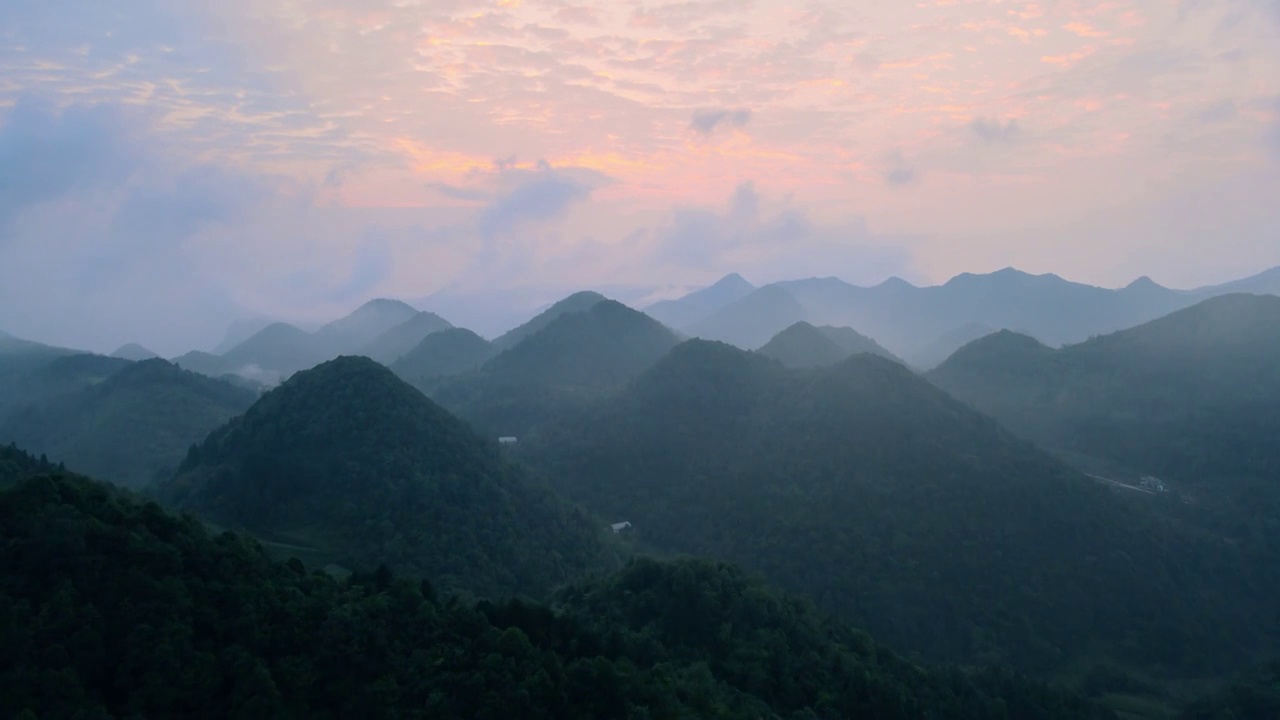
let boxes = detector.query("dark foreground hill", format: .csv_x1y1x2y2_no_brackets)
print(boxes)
0,359,257,488
526,340,1280,678
0,466,1114,720
159,356,612,598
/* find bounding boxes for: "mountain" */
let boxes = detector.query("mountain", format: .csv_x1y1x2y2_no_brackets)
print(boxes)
930,293,1280,498
906,321,998,370
219,322,327,380
171,349,232,376
313,298,421,356
1192,265,1280,298
644,272,757,329
491,291,606,351
212,316,275,354
687,285,809,349
758,321,901,368
0,332,92,416
691,266,1278,361
111,342,159,361
0,330,78,357
0,468,1110,720
358,310,453,365
0,443,63,488
389,327,495,394
432,300,681,436
0,359,257,488
0,352,132,419
160,356,612,598
526,339,1280,678
757,322,850,368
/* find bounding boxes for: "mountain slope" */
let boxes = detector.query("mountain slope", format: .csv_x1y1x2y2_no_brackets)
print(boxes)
0,359,257,488
0,352,132,419
930,293,1280,458
160,356,612,598
527,340,1280,676
220,322,327,378
390,328,496,394
212,316,275,354
645,272,757,329
0,470,1111,720
359,310,453,364
491,291,606,351
433,300,681,436
687,285,810,349
907,321,998,369
758,321,901,368
111,343,159,361
930,294,1280,556
314,298,421,356
0,444,62,488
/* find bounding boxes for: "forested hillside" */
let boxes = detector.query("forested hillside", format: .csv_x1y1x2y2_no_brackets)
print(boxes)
525,340,1280,678
432,300,680,436
930,293,1280,558
0,467,1114,720
757,321,901,368
359,310,453,364
0,359,257,488
0,352,131,418
390,327,496,393
160,356,614,599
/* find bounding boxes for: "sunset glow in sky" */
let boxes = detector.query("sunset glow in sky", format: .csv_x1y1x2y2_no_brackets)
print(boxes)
1,0,1278,351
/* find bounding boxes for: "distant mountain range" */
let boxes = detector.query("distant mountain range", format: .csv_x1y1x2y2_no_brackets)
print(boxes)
648,265,1280,367
171,299,447,386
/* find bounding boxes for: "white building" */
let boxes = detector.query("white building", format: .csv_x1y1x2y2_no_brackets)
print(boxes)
610,521,632,533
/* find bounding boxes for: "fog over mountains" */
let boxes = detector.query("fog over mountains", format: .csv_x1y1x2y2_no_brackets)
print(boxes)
5,261,1280,719
17,264,1280,378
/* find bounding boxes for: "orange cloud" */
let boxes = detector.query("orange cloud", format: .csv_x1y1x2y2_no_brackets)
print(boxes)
1041,46,1097,68
1063,22,1109,38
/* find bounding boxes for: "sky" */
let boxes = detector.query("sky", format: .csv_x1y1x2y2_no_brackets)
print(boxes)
1,0,1278,353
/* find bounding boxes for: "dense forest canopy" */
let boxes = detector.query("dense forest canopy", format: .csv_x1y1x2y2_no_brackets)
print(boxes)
930,293,1280,561
161,356,615,599
0,467,1116,720
525,339,1280,679
0,359,257,488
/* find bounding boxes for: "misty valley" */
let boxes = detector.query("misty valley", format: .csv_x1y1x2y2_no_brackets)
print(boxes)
2,267,1280,719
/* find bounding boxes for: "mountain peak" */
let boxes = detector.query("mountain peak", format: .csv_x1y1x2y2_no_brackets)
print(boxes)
1124,275,1164,292
492,291,608,350
874,276,915,290
164,353,609,596
110,343,159,361
359,297,417,311
934,329,1051,372
711,272,753,290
